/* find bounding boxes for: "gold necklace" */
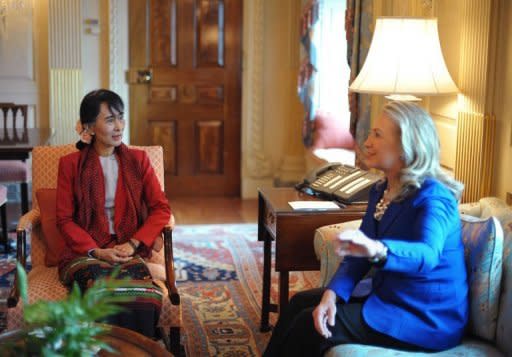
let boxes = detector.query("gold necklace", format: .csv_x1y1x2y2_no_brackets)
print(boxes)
374,189,390,221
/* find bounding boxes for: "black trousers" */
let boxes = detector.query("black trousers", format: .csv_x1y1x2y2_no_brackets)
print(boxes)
263,288,424,357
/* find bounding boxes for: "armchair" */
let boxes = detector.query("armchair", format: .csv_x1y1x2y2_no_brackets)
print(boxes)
314,197,512,356
6,144,182,355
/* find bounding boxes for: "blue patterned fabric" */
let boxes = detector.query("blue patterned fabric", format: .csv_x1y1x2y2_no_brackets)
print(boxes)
474,200,512,355
496,223,511,355
460,215,503,341
325,339,504,357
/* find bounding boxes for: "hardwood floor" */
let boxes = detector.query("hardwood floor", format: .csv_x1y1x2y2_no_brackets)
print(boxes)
169,196,258,225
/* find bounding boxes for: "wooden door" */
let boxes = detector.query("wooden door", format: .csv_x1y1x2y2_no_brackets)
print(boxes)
128,0,242,196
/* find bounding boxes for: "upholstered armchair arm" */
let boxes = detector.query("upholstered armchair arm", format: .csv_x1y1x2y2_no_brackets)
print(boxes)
8,209,40,308
17,207,40,233
163,214,179,305
313,219,362,287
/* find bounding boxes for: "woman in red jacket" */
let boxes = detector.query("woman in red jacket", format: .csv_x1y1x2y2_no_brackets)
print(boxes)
56,89,171,338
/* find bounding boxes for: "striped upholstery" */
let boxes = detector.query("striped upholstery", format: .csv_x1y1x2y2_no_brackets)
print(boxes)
7,144,180,337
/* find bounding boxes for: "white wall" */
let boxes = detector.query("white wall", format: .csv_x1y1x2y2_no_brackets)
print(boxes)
0,5,37,126
108,0,130,143
81,0,102,94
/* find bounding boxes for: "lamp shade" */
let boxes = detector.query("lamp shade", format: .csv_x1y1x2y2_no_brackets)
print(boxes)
349,17,458,98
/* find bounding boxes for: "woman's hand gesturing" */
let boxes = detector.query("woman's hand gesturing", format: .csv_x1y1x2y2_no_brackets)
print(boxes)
335,229,385,259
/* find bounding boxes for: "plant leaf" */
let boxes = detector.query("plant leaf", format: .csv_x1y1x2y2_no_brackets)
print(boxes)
16,262,28,305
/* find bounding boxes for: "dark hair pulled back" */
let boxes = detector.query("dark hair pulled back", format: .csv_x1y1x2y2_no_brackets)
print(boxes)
76,89,124,150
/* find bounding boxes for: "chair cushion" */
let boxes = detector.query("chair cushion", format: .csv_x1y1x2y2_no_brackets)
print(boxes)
461,214,504,341
36,188,66,267
325,338,504,357
312,110,355,149
0,160,30,182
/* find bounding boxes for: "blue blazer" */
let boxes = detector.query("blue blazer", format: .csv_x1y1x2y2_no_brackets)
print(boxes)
328,178,468,351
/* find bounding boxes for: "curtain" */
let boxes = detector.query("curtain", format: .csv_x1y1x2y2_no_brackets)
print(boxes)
313,0,349,123
346,0,373,160
298,0,320,147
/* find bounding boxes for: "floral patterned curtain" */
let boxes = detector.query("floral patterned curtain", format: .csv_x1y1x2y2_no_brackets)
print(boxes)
298,0,320,147
346,0,373,156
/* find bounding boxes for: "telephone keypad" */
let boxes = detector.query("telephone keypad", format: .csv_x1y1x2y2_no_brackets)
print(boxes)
305,164,381,204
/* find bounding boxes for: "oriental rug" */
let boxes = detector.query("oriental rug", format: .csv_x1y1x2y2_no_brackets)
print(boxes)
173,223,320,356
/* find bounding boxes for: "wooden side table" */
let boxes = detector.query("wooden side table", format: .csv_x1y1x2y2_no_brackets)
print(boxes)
258,187,366,332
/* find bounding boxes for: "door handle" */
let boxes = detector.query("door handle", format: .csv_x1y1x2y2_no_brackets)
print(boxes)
126,68,152,84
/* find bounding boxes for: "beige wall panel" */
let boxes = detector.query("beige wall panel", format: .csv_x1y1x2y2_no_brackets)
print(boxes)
492,0,512,200
432,114,456,169
50,70,83,145
34,0,50,128
429,0,460,124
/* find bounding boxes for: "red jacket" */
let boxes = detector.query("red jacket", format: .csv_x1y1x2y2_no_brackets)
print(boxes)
56,148,171,258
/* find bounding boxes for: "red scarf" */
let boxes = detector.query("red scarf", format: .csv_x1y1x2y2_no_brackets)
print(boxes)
74,143,145,248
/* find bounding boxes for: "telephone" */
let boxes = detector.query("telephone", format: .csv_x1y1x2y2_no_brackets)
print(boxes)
297,163,381,204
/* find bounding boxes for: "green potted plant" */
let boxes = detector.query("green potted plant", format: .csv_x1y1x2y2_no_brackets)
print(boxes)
1,263,132,356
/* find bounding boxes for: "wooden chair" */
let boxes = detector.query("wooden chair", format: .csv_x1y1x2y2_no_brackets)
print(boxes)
6,144,182,355
0,103,30,216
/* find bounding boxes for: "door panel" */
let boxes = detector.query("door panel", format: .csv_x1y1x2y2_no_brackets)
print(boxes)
129,0,241,196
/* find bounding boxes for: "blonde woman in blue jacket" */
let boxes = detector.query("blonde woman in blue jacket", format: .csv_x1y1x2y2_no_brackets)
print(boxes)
264,101,468,356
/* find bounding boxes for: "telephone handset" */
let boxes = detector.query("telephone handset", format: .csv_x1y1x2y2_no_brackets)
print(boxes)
298,163,381,204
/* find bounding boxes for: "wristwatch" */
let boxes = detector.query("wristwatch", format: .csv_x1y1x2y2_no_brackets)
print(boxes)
87,249,96,258
368,242,388,267
127,239,139,254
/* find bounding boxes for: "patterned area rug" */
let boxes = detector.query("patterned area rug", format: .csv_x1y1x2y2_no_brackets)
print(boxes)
0,224,321,356
174,224,320,356
0,237,26,333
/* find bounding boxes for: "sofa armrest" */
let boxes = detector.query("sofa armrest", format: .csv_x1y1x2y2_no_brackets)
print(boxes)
314,219,362,287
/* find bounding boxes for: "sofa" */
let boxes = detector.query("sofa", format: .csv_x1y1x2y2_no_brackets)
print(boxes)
314,197,512,356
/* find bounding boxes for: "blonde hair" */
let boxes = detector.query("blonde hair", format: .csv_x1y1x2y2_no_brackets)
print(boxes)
382,101,464,201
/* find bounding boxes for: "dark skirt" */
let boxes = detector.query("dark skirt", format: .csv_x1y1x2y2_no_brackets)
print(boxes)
59,256,163,338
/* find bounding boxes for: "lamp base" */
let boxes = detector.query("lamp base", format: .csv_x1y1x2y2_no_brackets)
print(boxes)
384,94,422,101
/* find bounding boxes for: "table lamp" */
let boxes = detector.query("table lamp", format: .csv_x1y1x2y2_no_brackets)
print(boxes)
349,17,458,101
